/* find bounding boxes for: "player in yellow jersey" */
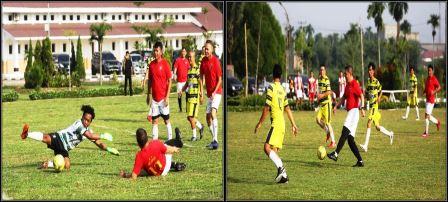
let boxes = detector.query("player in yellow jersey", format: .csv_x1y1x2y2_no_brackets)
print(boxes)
180,50,204,141
255,64,298,184
359,63,394,152
316,65,335,148
402,66,420,120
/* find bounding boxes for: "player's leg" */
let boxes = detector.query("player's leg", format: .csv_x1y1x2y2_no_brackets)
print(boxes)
423,102,437,136
161,153,172,176
64,157,71,171
360,108,375,152
129,76,133,96
403,96,411,119
188,116,197,141
124,76,128,95
207,94,221,149
264,128,287,183
21,124,53,145
161,102,172,140
413,96,420,120
347,134,363,167
177,82,183,112
325,103,335,147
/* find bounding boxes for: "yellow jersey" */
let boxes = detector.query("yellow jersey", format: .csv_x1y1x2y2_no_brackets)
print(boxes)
266,82,289,128
409,74,418,95
318,75,331,106
366,77,382,107
186,65,201,103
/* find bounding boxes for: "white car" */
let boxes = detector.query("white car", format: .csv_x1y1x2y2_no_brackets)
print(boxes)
130,53,146,74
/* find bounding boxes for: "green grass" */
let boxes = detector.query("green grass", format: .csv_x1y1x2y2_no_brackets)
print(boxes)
2,93,223,200
227,108,446,200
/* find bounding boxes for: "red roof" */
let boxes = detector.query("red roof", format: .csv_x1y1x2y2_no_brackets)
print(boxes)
3,22,204,38
421,50,445,59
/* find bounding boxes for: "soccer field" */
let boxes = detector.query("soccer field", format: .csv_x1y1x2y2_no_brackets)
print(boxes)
227,108,446,200
2,93,223,200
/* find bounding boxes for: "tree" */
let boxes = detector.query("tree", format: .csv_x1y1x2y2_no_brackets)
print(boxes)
132,25,165,50
367,2,385,68
90,22,112,85
343,23,360,76
41,37,55,87
400,19,412,88
387,2,408,42
427,14,440,64
76,35,85,80
27,40,44,88
24,39,34,88
70,40,76,75
227,2,246,66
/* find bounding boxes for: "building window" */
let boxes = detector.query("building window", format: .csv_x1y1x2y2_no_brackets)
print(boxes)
25,44,28,52
135,15,138,20
77,15,80,20
63,43,67,52
52,43,55,53
125,41,128,50
95,15,98,20
142,15,145,20
43,15,47,21
112,42,115,51
112,15,115,20
70,15,73,21
175,15,178,20
148,14,151,20
164,14,167,19
118,15,122,20
51,15,54,21
63,15,66,21
24,15,28,21
182,14,185,20
18,44,21,54
8,15,12,21
9,45,12,54
36,15,40,21
87,15,91,20
176,40,179,48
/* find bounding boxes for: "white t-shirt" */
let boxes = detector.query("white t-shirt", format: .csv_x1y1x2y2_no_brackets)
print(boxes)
294,76,303,91
57,119,88,151
339,76,346,93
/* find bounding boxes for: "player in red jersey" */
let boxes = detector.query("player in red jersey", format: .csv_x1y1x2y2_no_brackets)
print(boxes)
200,40,222,150
173,47,189,112
422,65,441,137
308,71,317,108
120,128,185,179
142,41,173,140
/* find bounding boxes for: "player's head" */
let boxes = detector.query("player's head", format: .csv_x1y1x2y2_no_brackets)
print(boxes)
273,64,282,80
319,64,326,76
310,71,314,77
368,62,376,78
188,49,196,64
427,65,434,76
153,41,164,60
339,70,343,77
204,40,214,58
409,66,415,75
344,65,354,81
202,45,206,53
181,47,187,58
136,128,148,149
81,105,95,127
125,51,130,58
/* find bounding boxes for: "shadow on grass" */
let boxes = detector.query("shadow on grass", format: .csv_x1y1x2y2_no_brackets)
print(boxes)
97,118,146,123
129,110,148,113
283,159,347,168
227,176,273,185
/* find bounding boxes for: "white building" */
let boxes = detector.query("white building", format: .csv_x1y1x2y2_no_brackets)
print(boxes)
379,24,420,42
1,2,223,80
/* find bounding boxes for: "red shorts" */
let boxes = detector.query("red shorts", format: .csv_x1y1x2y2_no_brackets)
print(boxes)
309,93,315,101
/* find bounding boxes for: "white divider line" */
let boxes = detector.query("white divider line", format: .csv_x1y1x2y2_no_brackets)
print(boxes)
93,124,135,135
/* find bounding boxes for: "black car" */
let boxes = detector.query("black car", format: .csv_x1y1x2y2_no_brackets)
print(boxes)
91,51,122,75
227,77,243,97
53,53,70,73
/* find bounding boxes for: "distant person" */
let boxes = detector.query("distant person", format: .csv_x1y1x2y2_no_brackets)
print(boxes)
308,71,317,108
288,76,295,100
338,70,346,108
402,66,420,120
122,51,134,96
421,65,441,137
294,71,304,108
173,47,189,112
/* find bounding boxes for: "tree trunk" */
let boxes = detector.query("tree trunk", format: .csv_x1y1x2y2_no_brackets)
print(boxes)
99,42,103,86
244,22,248,97
377,33,381,68
432,37,435,65
255,15,262,95
396,21,400,43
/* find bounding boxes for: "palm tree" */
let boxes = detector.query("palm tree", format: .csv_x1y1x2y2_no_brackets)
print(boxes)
367,2,385,68
89,22,112,85
427,14,440,64
388,2,408,42
400,20,411,88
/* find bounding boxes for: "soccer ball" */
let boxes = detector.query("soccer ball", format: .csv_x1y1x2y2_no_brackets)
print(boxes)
317,146,327,160
53,154,65,172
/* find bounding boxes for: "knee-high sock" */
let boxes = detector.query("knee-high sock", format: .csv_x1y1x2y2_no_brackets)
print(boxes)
269,150,283,168
425,118,430,134
328,124,335,142
178,97,182,111
28,132,43,141
415,106,420,119
166,123,173,140
161,154,172,176
429,115,438,124
196,120,203,129
404,106,410,118
363,128,371,147
152,124,159,140
379,126,393,137
192,128,197,138
335,126,350,155
212,118,218,142
47,160,54,168
347,135,363,162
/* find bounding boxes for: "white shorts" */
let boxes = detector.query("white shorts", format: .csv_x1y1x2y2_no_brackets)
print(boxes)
177,82,186,93
150,99,170,117
206,93,222,114
339,90,345,98
343,108,360,137
296,89,303,99
425,102,434,115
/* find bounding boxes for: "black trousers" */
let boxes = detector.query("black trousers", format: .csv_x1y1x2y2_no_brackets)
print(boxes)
124,75,133,96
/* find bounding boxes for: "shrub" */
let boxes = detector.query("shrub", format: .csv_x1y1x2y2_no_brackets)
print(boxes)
25,64,44,89
2,91,19,102
29,87,143,100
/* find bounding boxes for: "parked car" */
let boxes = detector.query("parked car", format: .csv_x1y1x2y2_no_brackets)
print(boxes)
227,77,243,97
130,53,146,74
91,51,122,75
130,50,152,63
52,53,70,73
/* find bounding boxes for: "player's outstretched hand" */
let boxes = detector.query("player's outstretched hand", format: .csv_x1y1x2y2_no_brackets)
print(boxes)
333,107,337,114
292,125,298,136
361,109,366,117
254,123,262,135
106,147,120,156
100,133,113,141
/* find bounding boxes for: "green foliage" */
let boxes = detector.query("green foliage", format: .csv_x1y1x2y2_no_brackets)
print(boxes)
76,35,86,80
164,46,174,67
29,87,144,100
111,72,119,84
70,40,76,74
24,39,34,88
183,35,197,52
2,91,19,102
41,37,56,87
25,42,45,89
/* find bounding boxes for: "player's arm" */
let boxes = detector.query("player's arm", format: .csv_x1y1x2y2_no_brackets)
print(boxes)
83,130,119,155
254,105,270,134
333,95,346,113
165,77,172,102
284,105,298,136
199,77,203,101
120,170,138,180
378,90,383,105
213,75,222,96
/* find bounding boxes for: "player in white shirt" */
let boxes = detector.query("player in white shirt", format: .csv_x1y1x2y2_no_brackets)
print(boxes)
20,105,119,171
338,70,346,108
294,72,304,108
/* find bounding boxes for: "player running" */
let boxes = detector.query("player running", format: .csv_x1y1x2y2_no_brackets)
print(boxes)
120,128,185,179
180,50,205,141
142,41,173,140
402,66,420,120
421,65,441,137
327,65,366,167
20,105,119,171
316,65,335,148
173,47,190,112
200,40,222,150
359,63,394,152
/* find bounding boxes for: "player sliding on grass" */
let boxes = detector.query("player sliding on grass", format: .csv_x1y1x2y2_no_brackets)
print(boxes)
20,105,119,171
120,128,186,179
254,64,298,184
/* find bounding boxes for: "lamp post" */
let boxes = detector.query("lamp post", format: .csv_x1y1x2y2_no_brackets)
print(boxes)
279,2,293,83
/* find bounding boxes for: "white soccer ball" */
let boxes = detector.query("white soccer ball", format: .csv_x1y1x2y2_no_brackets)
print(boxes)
317,146,327,160
54,154,65,172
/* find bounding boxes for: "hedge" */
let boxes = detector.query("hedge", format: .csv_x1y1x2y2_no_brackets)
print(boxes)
29,87,143,100
2,91,19,102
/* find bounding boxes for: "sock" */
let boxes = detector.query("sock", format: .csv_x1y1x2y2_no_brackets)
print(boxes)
192,128,197,138
364,128,371,147
209,125,213,137
161,154,172,176
178,97,182,111
324,125,329,134
404,106,410,118
328,124,335,142
47,160,54,168
379,126,392,137
335,126,350,154
152,124,159,140
415,106,420,119
196,121,203,129
429,115,438,124
425,118,429,134
28,132,43,141
166,123,173,140
347,135,363,162
212,119,218,142
268,150,283,168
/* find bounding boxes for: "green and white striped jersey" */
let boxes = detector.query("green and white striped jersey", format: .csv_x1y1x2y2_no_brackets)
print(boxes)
57,119,88,151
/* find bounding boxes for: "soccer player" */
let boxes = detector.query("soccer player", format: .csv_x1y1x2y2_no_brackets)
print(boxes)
200,40,222,150
120,128,186,179
359,63,394,152
142,41,173,140
308,71,317,108
422,65,441,137
20,105,119,171
402,66,420,120
180,50,205,141
338,70,346,108
173,47,189,112
254,64,298,183
316,65,335,148
327,65,366,167
294,71,304,107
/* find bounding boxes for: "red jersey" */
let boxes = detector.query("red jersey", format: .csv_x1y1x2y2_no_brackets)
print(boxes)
132,140,167,176
308,77,317,93
200,55,222,97
424,75,440,104
174,57,189,82
149,58,172,102
344,79,363,111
